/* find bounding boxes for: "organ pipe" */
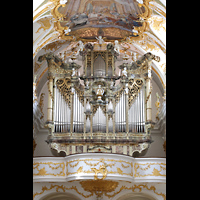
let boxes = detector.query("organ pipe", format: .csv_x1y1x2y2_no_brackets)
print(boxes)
47,76,53,123
48,50,155,135
125,87,129,134
53,85,146,134
70,88,74,134
53,82,146,134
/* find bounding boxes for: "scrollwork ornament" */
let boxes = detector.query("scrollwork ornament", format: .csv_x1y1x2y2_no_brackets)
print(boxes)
56,78,72,108
50,0,71,39
137,0,152,20
128,78,143,107
91,164,108,180
50,0,66,20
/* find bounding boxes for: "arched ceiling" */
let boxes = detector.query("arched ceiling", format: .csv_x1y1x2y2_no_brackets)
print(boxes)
33,0,166,95
117,192,157,200
40,192,81,200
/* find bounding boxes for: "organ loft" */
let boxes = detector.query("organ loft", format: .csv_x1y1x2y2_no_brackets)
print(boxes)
38,41,160,156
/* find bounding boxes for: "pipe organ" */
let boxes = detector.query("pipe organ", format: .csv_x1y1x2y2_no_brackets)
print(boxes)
38,42,160,156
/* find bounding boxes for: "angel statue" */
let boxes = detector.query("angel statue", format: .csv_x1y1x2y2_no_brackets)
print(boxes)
71,68,76,77
122,67,127,77
96,36,104,45
64,28,71,35
76,40,84,55
96,85,104,101
78,40,84,51
114,40,120,54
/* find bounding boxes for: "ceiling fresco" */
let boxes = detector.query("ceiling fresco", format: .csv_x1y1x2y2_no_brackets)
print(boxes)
50,0,153,40
57,0,147,38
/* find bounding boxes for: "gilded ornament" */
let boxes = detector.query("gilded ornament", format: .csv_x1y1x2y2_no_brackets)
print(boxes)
134,162,166,177
151,16,166,31
155,92,160,120
56,78,72,107
33,182,165,200
66,158,133,177
128,78,143,107
152,168,163,176
91,164,108,180
77,166,83,173
163,140,166,153
33,184,94,199
116,167,123,175
121,163,130,168
43,40,68,52
138,0,152,20
36,17,53,33
37,167,47,176
33,162,65,176
51,1,66,20
39,93,45,119
80,179,119,198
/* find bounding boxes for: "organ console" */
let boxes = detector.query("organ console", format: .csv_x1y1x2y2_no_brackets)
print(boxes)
38,42,160,156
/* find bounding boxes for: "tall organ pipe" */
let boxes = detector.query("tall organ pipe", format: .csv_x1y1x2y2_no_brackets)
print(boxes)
53,82,146,134
58,87,60,132
54,85,56,132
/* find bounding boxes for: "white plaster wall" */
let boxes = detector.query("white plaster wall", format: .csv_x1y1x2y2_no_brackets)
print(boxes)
143,79,165,158
144,132,165,157
151,79,163,122
34,130,53,156
38,81,48,123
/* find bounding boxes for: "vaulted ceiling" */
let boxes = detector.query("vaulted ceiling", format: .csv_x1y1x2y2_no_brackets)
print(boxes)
33,0,166,96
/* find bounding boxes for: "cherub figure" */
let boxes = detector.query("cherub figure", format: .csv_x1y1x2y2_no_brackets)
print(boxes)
122,67,127,77
114,40,120,53
78,40,84,51
71,68,76,77
64,28,71,35
96,85,104,100
96,36,104,45
76,40,84,55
